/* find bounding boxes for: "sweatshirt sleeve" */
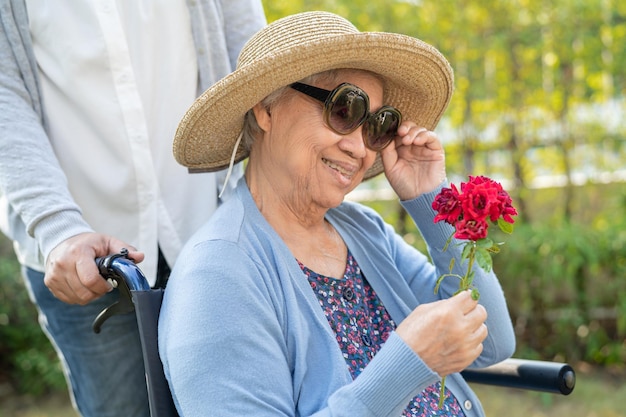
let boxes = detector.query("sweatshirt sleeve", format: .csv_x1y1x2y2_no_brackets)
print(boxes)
0,3,92,260
221,0,267,70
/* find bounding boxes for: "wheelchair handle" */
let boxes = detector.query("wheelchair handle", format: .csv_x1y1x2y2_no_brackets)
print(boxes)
461,358,575,395
92,249,150,333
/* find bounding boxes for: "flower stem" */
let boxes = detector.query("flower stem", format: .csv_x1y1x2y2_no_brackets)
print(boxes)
439,242,477,409
438,376,447,408
462,244,476,290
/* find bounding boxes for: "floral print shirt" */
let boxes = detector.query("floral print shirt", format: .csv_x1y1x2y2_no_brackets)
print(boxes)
298,250,466,417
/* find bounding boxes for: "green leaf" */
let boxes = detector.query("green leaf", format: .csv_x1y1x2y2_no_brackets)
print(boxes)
434,275,445,294
471,288,481,300
461,242,473,261
487,244,501,254
475,248,493,272
442,232,455,252
477,237,494,249
498,218,514,234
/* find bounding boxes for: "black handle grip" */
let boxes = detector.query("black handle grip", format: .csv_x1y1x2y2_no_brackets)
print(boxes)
461,358,575,395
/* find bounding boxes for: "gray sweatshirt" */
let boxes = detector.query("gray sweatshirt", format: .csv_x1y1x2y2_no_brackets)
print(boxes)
0,0,266,272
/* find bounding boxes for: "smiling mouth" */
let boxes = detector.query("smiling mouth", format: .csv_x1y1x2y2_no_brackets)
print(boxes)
322,158,356,179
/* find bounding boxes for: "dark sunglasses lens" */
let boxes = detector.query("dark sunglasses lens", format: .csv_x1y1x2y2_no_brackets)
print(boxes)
364,108,401,151
327,87,368,134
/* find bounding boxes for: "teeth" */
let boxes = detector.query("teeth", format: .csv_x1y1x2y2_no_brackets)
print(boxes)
323,158,353,178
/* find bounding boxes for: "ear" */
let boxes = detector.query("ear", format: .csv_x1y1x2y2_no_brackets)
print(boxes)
252,102,271,133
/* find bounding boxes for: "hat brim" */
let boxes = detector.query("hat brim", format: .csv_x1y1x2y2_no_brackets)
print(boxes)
174,31,453,180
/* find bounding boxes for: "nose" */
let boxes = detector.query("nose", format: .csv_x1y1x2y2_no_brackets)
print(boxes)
338,126,368,159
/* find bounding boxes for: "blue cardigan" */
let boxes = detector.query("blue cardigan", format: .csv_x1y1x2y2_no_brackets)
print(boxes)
159,178,515,416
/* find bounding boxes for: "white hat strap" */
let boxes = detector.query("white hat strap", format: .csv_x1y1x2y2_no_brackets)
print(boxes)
218,130,245,199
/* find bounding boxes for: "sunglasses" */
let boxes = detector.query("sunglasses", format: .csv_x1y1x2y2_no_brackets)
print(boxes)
290,82,402,151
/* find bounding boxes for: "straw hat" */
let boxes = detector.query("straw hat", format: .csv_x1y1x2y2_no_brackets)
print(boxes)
173,11,454,180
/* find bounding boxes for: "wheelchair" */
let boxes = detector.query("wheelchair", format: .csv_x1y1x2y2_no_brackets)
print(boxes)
93,251,575,417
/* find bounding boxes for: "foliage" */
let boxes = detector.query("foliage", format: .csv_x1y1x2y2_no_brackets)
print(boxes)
0,239,67,396
491,218,626,365
262,0,626,222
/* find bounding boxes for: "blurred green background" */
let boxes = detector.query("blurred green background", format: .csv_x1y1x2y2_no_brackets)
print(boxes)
1,0,625,415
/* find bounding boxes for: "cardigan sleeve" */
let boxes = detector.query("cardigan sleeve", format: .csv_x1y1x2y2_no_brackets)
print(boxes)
159,240,295,416
160,238,439,417
399,184,516,367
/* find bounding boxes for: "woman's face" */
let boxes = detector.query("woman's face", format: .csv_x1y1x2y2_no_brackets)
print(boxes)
251,70,382,212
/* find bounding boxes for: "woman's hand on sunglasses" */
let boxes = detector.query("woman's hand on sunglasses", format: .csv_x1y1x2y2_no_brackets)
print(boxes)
380,122,446,201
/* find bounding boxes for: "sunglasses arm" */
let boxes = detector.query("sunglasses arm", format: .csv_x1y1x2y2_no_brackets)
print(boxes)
290,82,331,103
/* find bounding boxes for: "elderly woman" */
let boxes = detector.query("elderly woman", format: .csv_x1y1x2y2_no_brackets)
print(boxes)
159,11,515,417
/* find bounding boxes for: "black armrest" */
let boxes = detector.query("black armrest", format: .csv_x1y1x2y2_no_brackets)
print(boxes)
461,358,575,395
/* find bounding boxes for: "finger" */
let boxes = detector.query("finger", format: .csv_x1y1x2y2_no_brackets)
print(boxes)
56,249,111,304
105,238,145,264
397,123,427,140
453,290,480,315
379,135,400,168
44,254,85,303
469,341,484,363
66,277,103,305
404,126,429,141
475,323,488,343
43,274,76,304
467,303,488,321
403,128,438,149
58,262,108,305
76,256,114,296
467,326,487,359
396,121,419,137
45,263,103,305
127,249,145,264
397,120,428,137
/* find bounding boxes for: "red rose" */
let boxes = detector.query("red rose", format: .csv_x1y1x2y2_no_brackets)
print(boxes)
460,179,500,222
454,218,489,240
432,184,462,225
495,189,518,223
432,175,517,240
